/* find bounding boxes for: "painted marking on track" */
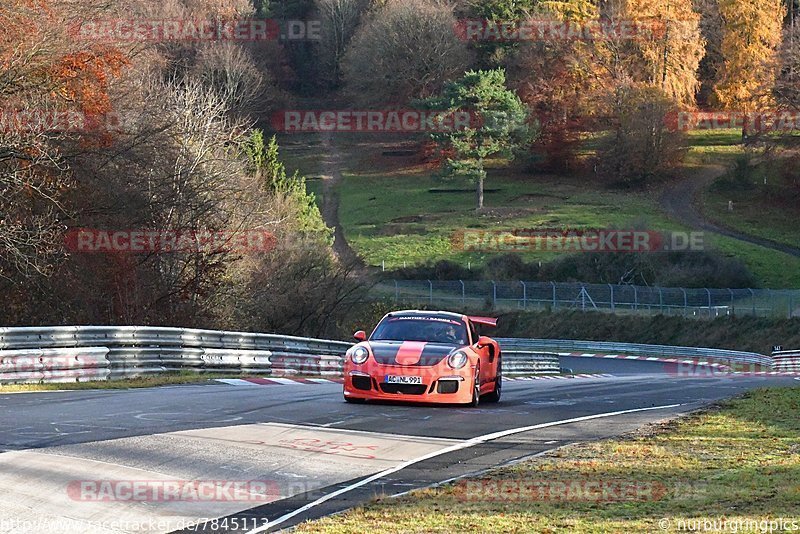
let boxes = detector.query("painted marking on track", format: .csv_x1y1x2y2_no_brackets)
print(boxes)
134,412,243,424
217,379,262,387
244,402,684,533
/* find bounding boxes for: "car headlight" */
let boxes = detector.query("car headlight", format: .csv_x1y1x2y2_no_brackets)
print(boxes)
350,346,369,364
447,350,468,369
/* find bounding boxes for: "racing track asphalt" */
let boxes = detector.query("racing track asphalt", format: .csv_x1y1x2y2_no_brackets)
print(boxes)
1,370,797,533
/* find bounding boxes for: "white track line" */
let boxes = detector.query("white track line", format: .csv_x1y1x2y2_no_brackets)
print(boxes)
244,402,684,533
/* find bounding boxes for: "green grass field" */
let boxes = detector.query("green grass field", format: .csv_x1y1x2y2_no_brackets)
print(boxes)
297,387,800,533
700,162,799,250
280,129,800,288
338,170,685,268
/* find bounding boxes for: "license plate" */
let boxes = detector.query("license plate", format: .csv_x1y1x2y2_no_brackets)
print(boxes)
384,375,422,385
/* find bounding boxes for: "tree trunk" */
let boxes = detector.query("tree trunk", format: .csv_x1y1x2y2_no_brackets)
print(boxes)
476,171,484,210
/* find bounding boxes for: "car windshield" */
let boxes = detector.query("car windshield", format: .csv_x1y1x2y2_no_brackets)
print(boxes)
371,317,468,345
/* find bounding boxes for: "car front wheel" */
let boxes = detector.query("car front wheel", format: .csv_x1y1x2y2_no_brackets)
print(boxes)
467,364,480,407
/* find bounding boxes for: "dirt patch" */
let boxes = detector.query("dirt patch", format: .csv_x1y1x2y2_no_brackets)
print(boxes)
478,206,543,218
375,224,428,236
510,193,569,201
390,213,451,223
429,187,502,193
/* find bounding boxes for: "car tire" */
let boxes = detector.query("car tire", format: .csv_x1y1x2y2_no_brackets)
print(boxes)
468,365,480,407
344,396,365,404
483,367,502,403
483,354,502,403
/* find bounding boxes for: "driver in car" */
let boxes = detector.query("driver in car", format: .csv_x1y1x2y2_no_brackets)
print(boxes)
441,324,460,344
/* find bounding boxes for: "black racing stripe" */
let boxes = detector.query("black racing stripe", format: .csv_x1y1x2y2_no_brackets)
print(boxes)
369,342,401,365
417,344,456,366
369,342,458,367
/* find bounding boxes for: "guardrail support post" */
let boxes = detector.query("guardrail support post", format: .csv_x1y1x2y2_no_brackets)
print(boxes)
521,281,527,309
427,279,433,304
460,280,465,307
658,287,663,313
728,288,734,316
681,288,687,315
633,286,638,310
750,288,755,316
608,284,615,312
394,280,399,302
551,281,557,310
492,281,497,308
706,288,712,316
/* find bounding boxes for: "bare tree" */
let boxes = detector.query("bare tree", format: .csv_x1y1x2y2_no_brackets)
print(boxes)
342,0,471,105
315,0,372,87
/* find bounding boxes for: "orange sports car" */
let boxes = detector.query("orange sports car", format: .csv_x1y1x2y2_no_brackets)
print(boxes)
343,310,502,406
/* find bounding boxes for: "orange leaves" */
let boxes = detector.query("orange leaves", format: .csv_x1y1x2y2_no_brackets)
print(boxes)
1,1,131,116
50,48,130,114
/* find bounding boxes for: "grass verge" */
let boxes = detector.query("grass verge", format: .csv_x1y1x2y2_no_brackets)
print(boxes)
296,387,800,533
0,372,270,392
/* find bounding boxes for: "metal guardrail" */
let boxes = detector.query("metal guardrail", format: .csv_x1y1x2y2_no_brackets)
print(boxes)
0,326,767,384
0,326,351,384
503,351,560,375
497,338,771,367
772,350,800,372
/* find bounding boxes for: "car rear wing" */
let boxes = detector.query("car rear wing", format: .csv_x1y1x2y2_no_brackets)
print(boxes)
468,316,497,328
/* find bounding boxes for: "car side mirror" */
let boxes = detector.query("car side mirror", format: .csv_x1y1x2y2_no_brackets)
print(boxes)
353,330,367,342
476,335,492,348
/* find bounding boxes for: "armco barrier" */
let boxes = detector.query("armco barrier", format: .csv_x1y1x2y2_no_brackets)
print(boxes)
502,351,560,375
0,347,110,384
497,338,770,367
772,350,800,372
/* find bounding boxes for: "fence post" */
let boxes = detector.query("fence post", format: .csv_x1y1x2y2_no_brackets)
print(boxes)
750,288,755,316
521,281,527,309
790,291,795,319
608,284,615,312
633,286,638,310
767,288,773,316
706,288,712,317
427,280,433,304
394,280,399,302
658,286,663,313
460,280,465,306
580,284,586,311
728,288,734,315
492,281,497,308
551,281,557,310
681,288,687,315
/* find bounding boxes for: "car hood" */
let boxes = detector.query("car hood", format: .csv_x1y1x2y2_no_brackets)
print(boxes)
366,340,460,367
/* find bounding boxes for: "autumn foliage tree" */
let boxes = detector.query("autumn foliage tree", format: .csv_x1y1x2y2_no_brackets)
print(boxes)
0,1,129,284
713,0,785,114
